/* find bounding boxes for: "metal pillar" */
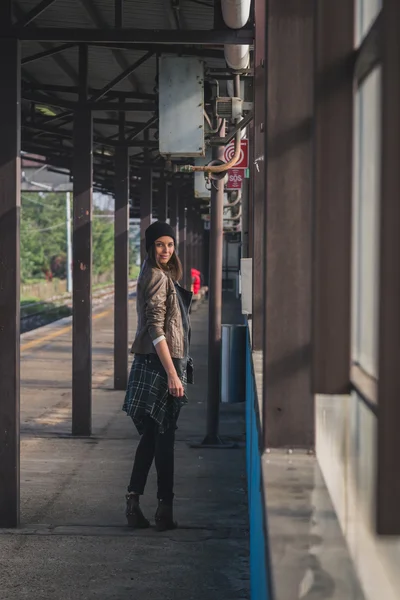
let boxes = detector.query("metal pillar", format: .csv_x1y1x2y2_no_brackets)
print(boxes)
313,0,353,394
263,1,314,449
194,209,201,273
72,45,93,436
247,122,254,259
185,201,193,290
114,115,129,390
252,0,266,350
158,175,168,222
203,127,225,445
140,167,152,265
198,211,203,274
377,0,400,535
0,32,21,528
178,194,187,286
170,184,178,241
66,191,72,293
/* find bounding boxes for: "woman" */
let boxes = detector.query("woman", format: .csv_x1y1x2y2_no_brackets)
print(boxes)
122,221,193,531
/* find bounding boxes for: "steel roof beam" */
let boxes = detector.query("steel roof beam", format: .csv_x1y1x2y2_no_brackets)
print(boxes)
89,43,225,58
94,117,158,128
23,82,156,101
90,51,153,102
22,92,156,112
21,43,76,64
126,115,158,141
15,28,254,45
16,0,57,27
78,0,143,94
23,125,159,148
115,0,123,29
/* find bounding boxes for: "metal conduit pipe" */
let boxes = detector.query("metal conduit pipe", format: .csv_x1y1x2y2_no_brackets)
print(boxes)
224,192,242,207
179,74,242,174
224,207,242,221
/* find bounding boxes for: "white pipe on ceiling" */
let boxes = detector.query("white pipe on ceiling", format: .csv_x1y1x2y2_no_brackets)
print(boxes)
221,0,251,28
221,0,251,71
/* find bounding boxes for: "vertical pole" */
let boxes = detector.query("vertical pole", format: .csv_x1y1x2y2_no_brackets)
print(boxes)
170,184,178,240
140,167,152,265
247,122,254,259
186,201,193,290
377,0,400,535
313,0,353,394
178,193,187,286
203,224,210,287
158,175,168,222
66,191,72,293
252,0,266,350
115,0,123,28
0,29,21,528
194,209,200,272
263,0,314,449
114,113,129,390
72,44,93,436
241,180,250,258
204,122,225,444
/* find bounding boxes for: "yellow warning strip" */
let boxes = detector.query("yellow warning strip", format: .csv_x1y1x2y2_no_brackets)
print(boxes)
21,308,112,353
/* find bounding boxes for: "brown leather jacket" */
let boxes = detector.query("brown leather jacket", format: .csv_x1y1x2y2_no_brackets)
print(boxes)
130,260,185,358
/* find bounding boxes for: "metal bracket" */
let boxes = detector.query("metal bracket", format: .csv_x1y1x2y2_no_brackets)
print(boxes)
208,111,253,146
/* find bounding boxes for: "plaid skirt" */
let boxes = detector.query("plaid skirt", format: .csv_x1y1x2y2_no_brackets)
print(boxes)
122,354,188,434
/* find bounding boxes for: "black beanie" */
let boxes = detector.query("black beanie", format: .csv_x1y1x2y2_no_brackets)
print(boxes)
145,221,176,252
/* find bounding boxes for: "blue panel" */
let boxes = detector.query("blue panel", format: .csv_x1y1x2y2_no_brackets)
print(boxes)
245,329,271,600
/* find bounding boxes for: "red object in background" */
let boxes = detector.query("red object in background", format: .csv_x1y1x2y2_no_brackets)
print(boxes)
226,168,244,190
191,268,201,295
223,139,248,168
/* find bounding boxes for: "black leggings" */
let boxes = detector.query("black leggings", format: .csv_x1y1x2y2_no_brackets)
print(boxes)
128,415,177,503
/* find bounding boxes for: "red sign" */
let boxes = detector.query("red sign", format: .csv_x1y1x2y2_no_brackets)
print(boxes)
223,139,248,169
226,168,244,190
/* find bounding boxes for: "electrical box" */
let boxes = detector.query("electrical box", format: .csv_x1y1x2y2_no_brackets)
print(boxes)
159,56,205,157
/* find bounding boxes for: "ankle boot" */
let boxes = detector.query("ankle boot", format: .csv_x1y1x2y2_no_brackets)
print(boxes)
155,499,178,532
125,493,150,529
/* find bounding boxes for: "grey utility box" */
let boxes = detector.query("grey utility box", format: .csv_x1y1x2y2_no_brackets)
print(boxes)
221,324,247,403
159,55,205,158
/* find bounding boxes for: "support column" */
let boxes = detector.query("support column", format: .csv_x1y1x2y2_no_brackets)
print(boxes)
252,0,266,350
186,201,193,290
157,175,168,222
140,167,152,265
194,209,201,273
178,193,187,286
72,45,93,436
114,127,129,390
377,0,400,535
170,184,178,239
198,211,205,277
263,1,314,449
313,0,353,394
0,32,21,528
204,128,225,444
170,184,178,241
247,122,254,259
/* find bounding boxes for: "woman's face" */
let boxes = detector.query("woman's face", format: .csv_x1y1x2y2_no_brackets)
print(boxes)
154,236,175,265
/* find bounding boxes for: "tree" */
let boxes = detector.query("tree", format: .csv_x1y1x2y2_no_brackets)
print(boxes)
92,212,114,276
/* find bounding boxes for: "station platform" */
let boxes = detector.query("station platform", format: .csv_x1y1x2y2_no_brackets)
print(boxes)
0,298,249,600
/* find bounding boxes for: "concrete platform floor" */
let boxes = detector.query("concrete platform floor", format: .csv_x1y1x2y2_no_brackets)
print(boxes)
0,299,249,600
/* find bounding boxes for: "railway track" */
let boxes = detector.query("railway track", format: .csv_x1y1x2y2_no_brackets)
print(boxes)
21,280,137,333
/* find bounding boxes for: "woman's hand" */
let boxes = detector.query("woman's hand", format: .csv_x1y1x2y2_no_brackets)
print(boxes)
167,372,184,398
153,338,184,397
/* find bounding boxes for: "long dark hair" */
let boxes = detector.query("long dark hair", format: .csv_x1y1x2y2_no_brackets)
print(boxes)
147,244,183,282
